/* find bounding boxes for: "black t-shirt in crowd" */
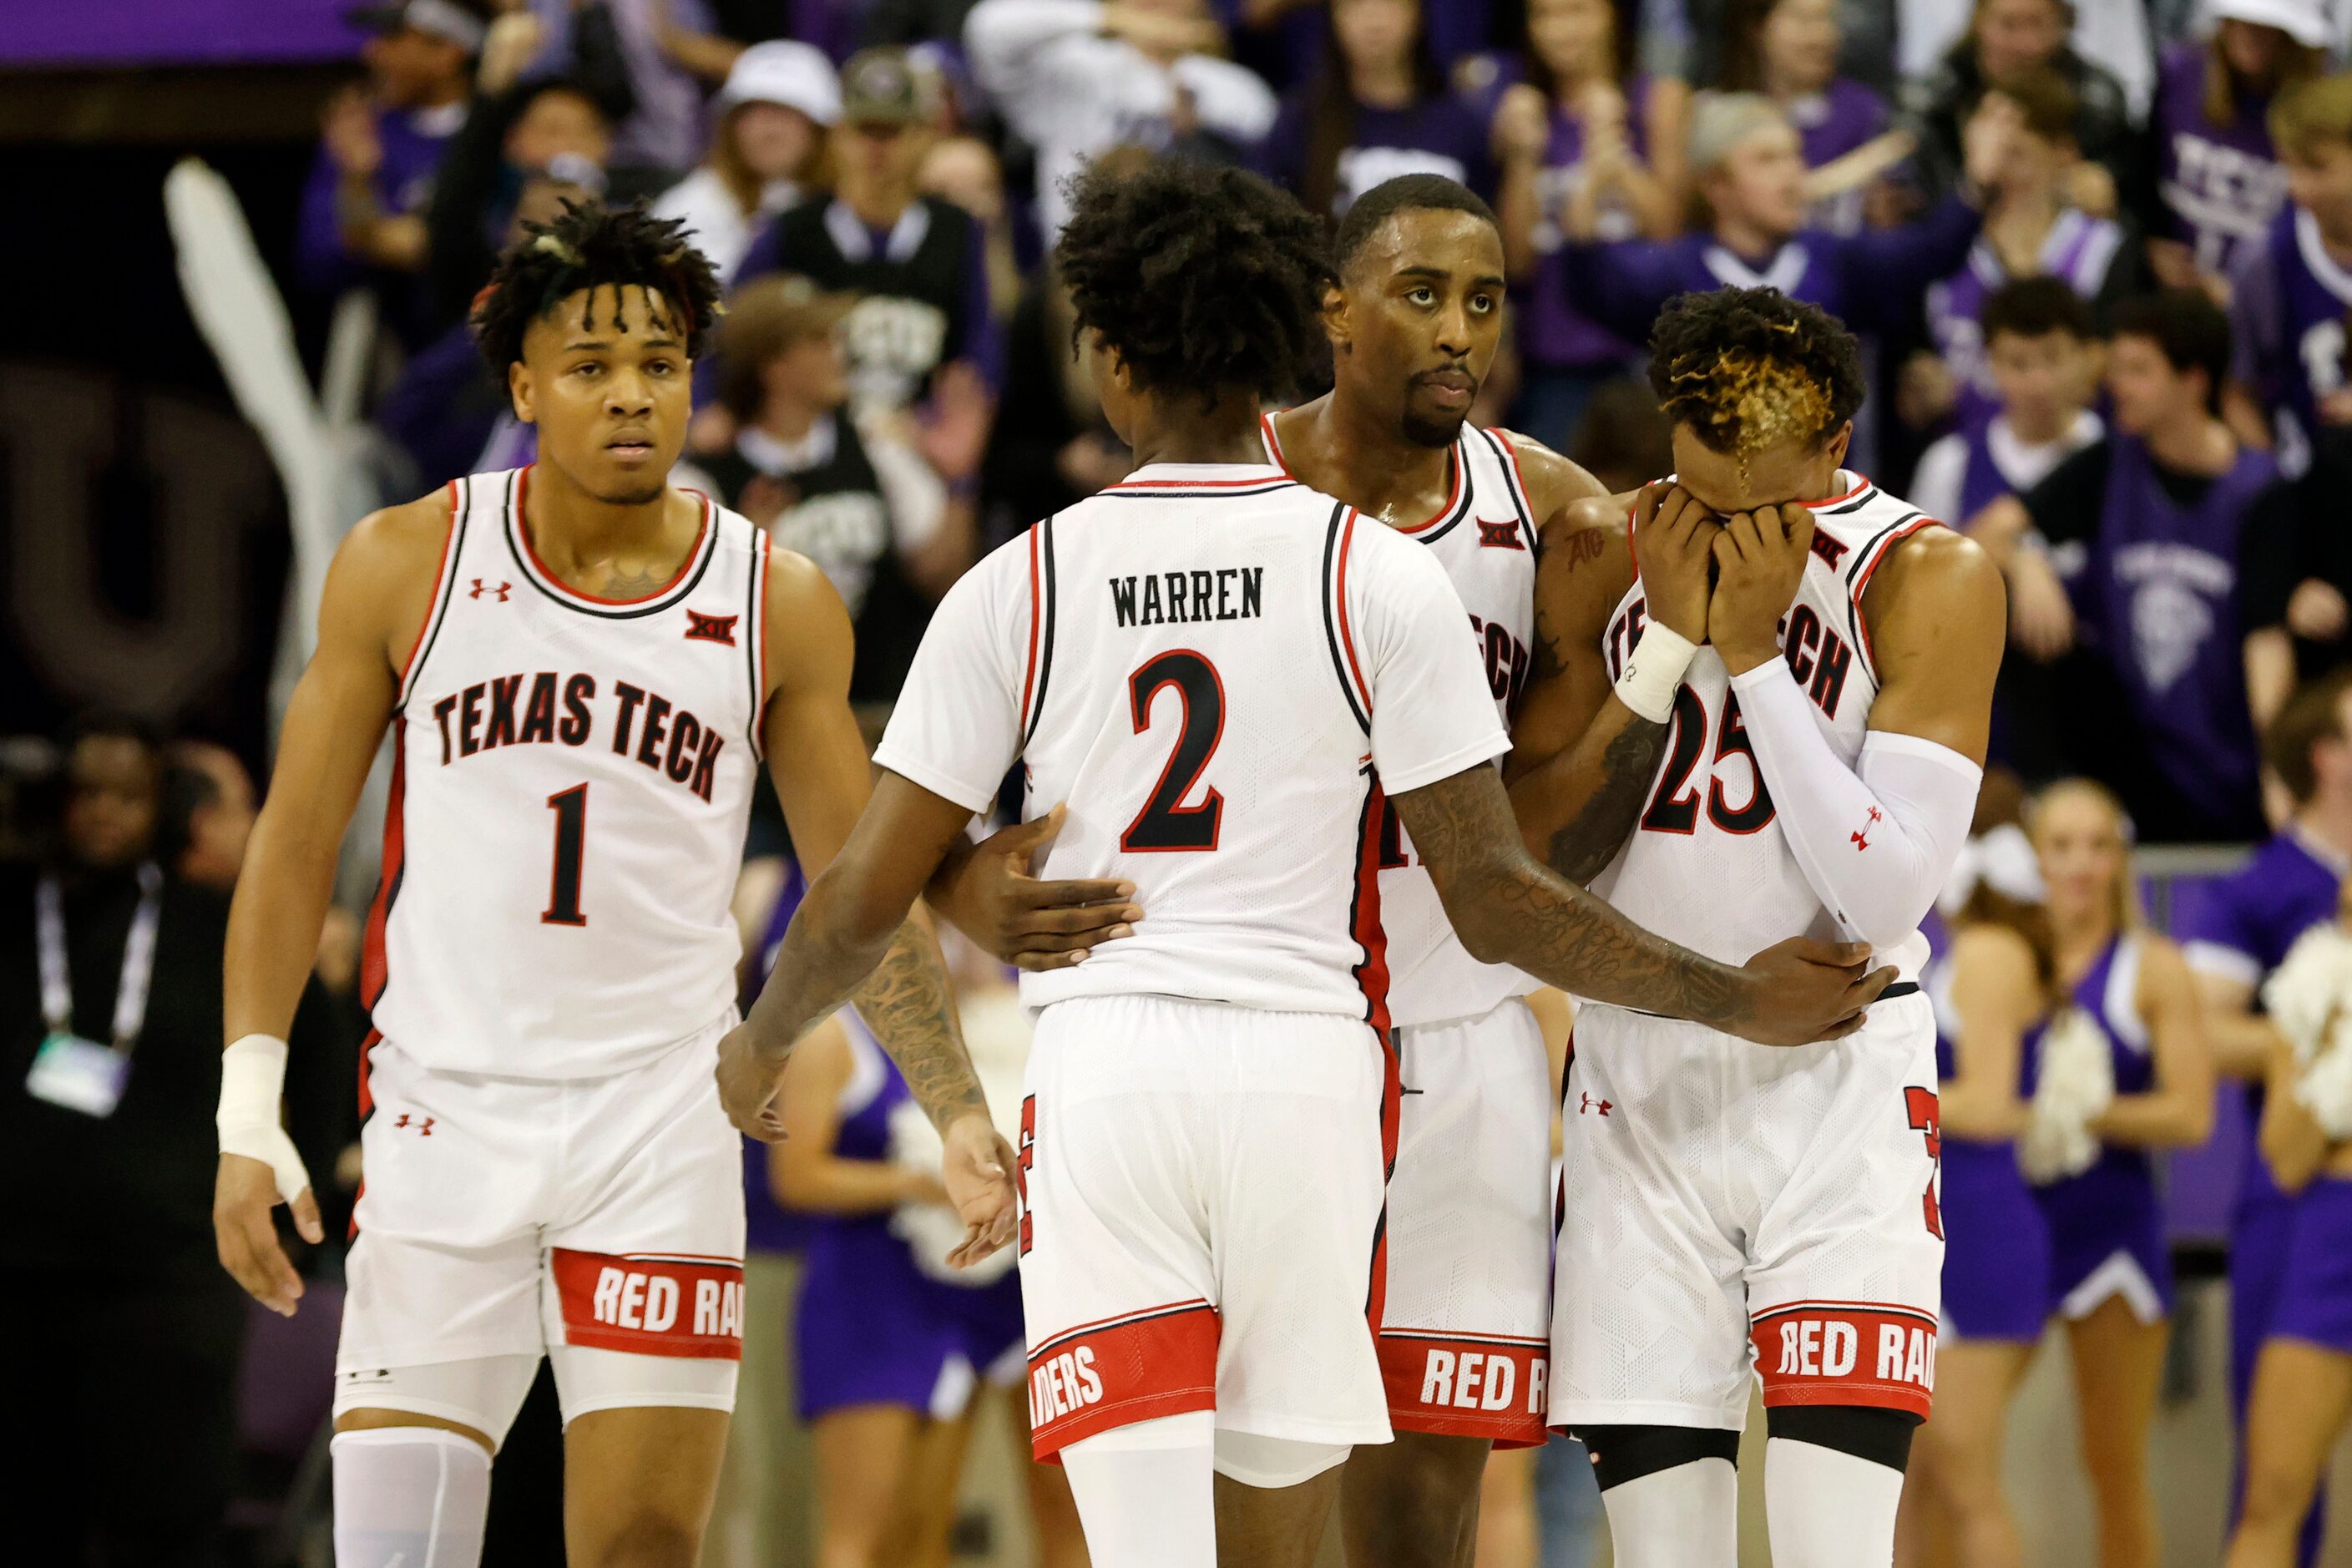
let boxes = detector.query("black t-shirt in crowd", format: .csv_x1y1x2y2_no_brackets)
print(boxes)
0,864,351,1285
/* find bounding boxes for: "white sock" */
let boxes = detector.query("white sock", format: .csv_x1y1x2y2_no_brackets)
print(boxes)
1765,1435,1905,1568
1599,1458,1739,1567
331,1427,493,1568
1060,1411,1216,1568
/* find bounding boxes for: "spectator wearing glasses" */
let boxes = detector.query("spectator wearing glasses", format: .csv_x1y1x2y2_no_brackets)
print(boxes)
653,41,841,281
299,0,489,344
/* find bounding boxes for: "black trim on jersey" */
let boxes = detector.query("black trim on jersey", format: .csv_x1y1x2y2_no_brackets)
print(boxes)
1095,482,1300,502
397,477,472,714
1411,445,1479,546
1021,516,1060,747
503,471,721,619
1321,503,1371,734
1817,484,1882,518
1842,509,1927,589
743,530,766,756
1471,426,1539,553
1844,512,1932,684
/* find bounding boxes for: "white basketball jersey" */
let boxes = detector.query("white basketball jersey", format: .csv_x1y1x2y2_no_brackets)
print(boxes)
1261,412,1540,1029
873,462,1510,1025
367,468,768,1080
1591,474,1940,981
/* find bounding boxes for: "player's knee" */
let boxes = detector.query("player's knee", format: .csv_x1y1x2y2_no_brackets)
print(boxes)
576,1507,705,1568
1571,1424,1742,1491
1344,1433,1488,1538
1764,1404,1919,1474
2237,1454,2315,1525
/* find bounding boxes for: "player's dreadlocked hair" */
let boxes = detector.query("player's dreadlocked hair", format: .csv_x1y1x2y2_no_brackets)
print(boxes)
1055,158,1333,411
469,198,724,374
1646,287,1864,458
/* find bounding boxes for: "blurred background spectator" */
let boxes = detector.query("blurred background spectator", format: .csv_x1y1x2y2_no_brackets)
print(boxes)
22,0,2352,1557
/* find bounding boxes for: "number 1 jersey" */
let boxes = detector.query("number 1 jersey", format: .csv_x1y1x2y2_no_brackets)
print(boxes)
873,463,1510,1024
367,468,768,1080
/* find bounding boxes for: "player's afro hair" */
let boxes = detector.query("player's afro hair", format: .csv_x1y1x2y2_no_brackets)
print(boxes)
1055,157,1333,411
1646,286,1864,456
469,198,724,374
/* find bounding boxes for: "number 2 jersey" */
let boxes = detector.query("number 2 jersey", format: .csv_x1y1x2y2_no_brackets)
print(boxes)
1261,413,1540,1030
1592,474,1940,981
873,462,1511,1024
367,468,769,1080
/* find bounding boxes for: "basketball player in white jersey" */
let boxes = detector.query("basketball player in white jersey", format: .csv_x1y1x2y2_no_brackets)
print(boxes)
209,202,1015,1568
715,160,1893,1568
1507,287,2007,1567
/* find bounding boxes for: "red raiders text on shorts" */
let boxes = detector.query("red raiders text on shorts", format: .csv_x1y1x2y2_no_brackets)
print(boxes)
552,1248,746,1358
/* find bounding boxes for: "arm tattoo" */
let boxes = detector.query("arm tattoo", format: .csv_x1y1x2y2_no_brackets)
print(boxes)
848,923,990,1128
749,883,987,1129
1396,767,1745,1029
1545,717,1669,883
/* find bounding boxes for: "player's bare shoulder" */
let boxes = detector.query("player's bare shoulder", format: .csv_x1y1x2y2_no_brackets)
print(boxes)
1860,522,2007,653
1492,427,1610,524
325,485,463,676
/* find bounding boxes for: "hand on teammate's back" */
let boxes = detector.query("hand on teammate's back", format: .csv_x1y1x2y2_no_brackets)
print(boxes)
1709,505,1816,674
1630,482,1722,644
1727,938,1899,1046
933,804,1144,971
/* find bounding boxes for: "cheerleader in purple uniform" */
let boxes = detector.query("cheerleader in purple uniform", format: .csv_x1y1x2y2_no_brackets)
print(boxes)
2025,780,2215,1568
774,999,1084,1568
1494,0,1688,449
1916,896,2049,1566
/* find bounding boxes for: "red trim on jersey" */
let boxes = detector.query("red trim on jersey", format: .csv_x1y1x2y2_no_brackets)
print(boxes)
752,542,776,751
1391,445,1466,535
1027,1301,1220,1460
1491,427,1536,513
1020,524,1043,729
360,725,406,1013
1334,510,1373,713
550,1247,746,1358
1801,473,1874,508
1378,1330,1549,1448
395,483,462,696
1750,1300,1937,1420
513,466,712,606
1260,408,1290,470
1848,518,1939,673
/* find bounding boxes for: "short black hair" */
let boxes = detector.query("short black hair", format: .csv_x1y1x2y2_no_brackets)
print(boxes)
1055,157,1333,410
469,198,724,374
1333,174,1500,277
1980,275,2097,346
1647,287,1864,454
2111,286,2233,412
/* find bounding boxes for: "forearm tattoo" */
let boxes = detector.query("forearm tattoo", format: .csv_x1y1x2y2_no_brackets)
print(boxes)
1399,768,1743,1029
849,922,989,1128
1545,717,1669,883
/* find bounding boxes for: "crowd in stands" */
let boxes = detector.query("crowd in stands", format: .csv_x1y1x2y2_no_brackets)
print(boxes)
24,0,2352,1560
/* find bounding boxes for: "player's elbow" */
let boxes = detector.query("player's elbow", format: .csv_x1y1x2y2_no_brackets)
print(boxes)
1427,852,1529,968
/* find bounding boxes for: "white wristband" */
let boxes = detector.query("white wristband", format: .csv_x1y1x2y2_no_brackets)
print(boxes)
217,1034,313,1205
1612,623,1699,724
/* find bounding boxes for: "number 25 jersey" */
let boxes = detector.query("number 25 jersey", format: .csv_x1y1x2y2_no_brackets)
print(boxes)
367,468,769,1080
873,463,1510,1024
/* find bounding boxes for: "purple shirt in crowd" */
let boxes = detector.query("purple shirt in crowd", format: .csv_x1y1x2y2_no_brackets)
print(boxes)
1259,87,1498,217
1925,209,2125,427
1560,190,1983,337
295,99,465,306
1520,78,1659,371
2152,42,2289,279
1788,77,1891,235
2231,204,2352,478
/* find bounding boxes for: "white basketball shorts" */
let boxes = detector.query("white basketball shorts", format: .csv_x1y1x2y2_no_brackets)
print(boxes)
1015,994,1394,1460
1550,989,1943,1431
1378,999,1554,1447
336,1015,747,1408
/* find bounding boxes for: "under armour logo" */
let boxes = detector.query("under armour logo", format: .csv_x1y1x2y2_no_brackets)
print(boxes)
391,1113,436,1136
1579,1092,1613,1116
1476,518,1525,550
685,609,739,645
1851,805,1883,851
470,579,512,601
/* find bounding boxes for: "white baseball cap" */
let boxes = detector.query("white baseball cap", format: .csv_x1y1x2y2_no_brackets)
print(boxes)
2210,0,2334,49
718,41,842,125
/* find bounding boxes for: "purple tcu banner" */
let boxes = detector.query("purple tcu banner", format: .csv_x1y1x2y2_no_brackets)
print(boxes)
6,0,362,68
